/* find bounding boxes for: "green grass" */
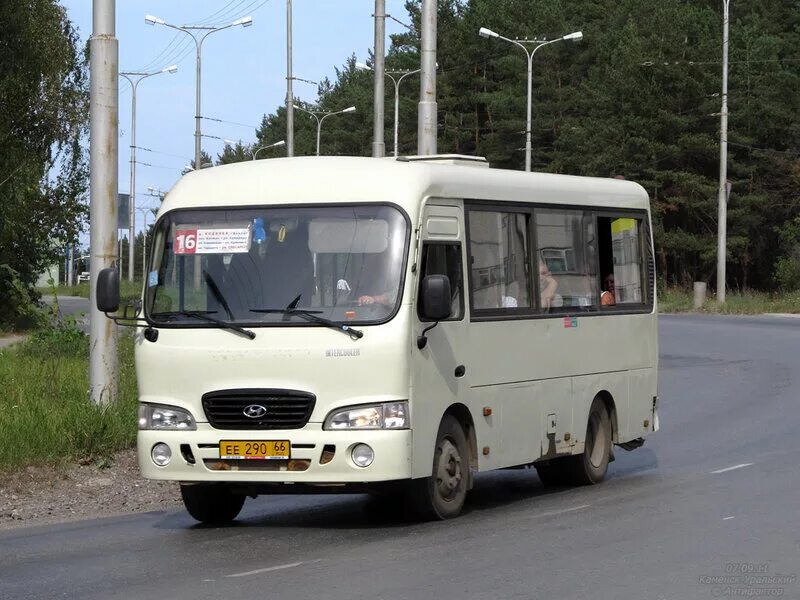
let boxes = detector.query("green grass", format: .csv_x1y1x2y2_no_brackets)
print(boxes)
659,286,800,314
0,322,138,471
45,280,144,304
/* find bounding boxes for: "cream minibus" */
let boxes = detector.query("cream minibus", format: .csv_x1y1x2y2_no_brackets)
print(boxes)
97,155,658,522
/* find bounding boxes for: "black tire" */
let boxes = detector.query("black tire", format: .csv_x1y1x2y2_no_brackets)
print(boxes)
180,484,246,524
534,458,568,488
406,415,469,520
564,398,612,486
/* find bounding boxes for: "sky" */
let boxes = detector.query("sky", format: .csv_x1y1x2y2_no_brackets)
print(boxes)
61,0,411,238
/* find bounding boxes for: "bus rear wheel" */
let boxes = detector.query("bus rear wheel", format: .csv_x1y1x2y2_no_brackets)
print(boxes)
406,415,469,520
180,484,246,524
565,398,612,485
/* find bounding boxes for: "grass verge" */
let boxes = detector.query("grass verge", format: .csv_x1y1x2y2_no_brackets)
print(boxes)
0,321,138,471
44,280,143,304
659,287,800,314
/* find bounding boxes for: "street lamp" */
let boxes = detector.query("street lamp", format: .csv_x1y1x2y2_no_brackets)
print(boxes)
119,64,177,282
478,26,582,172
145,14,253,172
356,62,420,157
252,140,286,160
293,105,357,156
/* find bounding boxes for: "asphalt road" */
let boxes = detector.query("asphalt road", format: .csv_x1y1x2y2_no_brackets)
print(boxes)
2,315,799,600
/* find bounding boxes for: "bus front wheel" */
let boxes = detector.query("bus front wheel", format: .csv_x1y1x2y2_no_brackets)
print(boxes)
566,398,612,485
406,415,469,520
180,484,246,524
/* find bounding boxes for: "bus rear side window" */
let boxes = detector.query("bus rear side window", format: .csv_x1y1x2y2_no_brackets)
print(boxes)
597,216,644,306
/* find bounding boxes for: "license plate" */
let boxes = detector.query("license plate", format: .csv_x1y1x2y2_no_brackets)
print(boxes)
219,440,291,460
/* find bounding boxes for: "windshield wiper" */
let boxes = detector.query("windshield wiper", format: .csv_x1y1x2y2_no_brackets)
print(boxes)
203,271,234,320
250,295,363,340
153,310,256,340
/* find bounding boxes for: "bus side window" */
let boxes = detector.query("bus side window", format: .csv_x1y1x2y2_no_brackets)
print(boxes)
535,209,598,312
597,216,644,306
417,243,464,320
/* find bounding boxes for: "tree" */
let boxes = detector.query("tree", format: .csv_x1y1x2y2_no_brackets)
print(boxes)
0,0,88,327
234,0,800,291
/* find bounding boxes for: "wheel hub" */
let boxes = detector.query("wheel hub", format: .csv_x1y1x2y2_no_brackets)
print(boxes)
436,438,462,500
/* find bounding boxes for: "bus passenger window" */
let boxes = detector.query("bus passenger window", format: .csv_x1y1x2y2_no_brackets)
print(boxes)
468,210,531,311
597,217,644,305
418,243,464,320
535,209,597,312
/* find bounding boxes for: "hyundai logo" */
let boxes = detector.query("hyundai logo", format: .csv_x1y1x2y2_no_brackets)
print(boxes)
243,404,268,419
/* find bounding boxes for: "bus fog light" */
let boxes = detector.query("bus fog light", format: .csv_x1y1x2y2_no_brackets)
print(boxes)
351,444,374,467
152,443,172,466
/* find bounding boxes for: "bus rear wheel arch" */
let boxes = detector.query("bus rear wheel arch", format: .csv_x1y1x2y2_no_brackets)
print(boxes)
565,396,613,485
535,394,614,487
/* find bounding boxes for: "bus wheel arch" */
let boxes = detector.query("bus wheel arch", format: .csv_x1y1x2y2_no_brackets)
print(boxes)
442,403,477,490
595,390,618,444
566,394,613,485
406,405,475,520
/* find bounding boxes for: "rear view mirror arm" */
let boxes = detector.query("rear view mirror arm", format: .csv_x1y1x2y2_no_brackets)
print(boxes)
417,320,439,350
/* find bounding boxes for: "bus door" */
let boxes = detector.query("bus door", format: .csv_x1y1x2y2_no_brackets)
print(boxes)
410,202,473,479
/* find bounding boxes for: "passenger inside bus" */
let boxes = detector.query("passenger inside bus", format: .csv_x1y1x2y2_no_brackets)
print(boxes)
601,273,616,305
539,260,559,310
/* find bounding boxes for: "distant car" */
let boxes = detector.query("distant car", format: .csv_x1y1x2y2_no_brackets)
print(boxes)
77,272,90,283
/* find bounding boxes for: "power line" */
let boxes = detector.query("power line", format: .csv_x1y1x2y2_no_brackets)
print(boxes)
203,116,261,129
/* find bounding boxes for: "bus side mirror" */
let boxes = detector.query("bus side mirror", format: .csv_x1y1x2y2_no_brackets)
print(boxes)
96,268,120,313
420,274,452,321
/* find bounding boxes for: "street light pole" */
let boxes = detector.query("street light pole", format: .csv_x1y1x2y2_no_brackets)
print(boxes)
252,140,286,160
89,0,118,406
358,63,420,157
479,27,583,172
145,15,253,171
286,0,294,156
119,65,177,283
717,0,731,304
293,105,357,156
146,14,252,289
372,0,386,158
136,206,153,279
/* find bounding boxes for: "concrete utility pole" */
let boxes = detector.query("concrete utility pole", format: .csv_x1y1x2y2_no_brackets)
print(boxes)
286,0,294,156
119,65,176,283
372,0,386,158
417,0,437,155
716,0,731,304
89,0,118,406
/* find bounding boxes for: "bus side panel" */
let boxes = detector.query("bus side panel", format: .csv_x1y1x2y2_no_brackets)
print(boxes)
484,381,544,469
626,367,658,439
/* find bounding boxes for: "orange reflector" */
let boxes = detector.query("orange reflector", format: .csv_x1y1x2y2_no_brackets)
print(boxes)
345,311,356,320
483,407,492,417
482,446,490,456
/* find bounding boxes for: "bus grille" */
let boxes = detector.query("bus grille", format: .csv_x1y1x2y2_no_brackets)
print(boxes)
201,389,316,430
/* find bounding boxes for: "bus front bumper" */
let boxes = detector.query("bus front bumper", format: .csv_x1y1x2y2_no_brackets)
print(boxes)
138,425,413,484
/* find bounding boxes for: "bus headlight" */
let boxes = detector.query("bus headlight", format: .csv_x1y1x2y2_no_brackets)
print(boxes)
324,401,409,430
139,403,197,431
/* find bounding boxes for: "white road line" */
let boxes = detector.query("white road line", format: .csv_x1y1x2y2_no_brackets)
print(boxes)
225,560,316,579
533,504,591,519
723,516,735,520
710,463,753,474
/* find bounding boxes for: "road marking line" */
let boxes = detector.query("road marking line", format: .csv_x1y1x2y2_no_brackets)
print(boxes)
533,504,591,519
723,516,735,520
711,463,753,474
225,559,320,579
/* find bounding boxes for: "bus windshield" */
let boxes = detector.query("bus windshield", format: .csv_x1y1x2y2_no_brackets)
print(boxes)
145,204,408,326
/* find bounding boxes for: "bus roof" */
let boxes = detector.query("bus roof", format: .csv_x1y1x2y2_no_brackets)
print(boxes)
159,156,650,217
